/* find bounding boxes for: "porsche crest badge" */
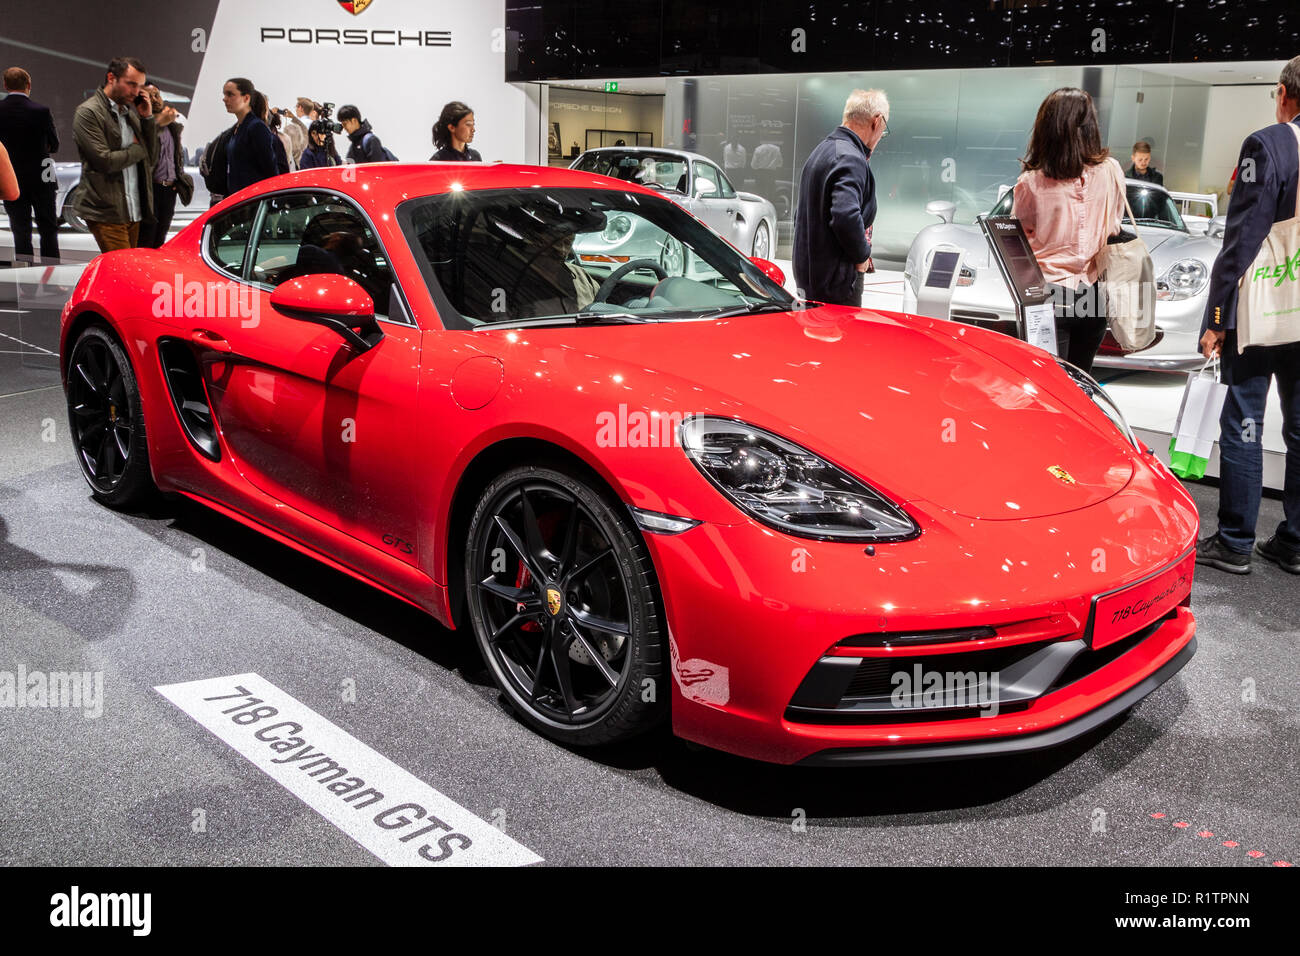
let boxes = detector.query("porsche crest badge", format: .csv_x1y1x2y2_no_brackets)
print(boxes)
337,0,373,15
1048,465,1076,485
546,588,562,616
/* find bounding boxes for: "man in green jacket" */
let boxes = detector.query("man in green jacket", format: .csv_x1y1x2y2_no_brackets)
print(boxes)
72,56,158,252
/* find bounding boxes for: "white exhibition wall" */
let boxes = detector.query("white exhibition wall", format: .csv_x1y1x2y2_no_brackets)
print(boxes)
187,0,529,165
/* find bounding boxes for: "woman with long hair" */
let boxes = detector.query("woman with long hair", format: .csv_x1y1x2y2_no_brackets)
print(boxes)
431,100,481,161
1012,87,1126,373
222,77,278,194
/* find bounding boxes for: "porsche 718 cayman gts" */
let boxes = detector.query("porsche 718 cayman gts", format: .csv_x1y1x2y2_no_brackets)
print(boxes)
59,162,1198,765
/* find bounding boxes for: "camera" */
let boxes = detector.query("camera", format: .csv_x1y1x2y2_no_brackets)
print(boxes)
316,102,343,134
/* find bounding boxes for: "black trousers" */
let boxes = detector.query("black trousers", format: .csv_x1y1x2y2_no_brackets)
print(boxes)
139,182,178,249
1048,280,1107,375
3,177,59,260
818,270,865,307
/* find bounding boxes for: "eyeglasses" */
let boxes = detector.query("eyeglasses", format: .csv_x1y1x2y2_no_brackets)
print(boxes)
878,116,890,139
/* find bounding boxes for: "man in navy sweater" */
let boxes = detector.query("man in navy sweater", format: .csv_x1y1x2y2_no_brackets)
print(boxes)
1196,55,1300,575
793,89,889,306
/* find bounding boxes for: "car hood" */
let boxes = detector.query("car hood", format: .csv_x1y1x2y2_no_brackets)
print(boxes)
508,307,1136,520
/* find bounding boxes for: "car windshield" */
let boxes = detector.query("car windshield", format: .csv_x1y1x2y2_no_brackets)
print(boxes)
572,151,689,194
990,181,1186,231
396,186,794,329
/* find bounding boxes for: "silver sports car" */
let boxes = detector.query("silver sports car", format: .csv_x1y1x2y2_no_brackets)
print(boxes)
54,161,208,233
570,147,777,265
904,179,1223,371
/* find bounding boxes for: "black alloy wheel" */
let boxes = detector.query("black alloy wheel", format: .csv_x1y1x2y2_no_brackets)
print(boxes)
66,326,155,508
465,465,666,747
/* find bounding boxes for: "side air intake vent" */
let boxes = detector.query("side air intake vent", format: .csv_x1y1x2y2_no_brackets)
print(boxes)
157,337,220,461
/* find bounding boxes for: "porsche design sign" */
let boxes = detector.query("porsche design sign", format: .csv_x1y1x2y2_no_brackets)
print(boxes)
262,1,452,47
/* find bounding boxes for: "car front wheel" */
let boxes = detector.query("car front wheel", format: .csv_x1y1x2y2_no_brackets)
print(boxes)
464,465,667,747
66,326,155,508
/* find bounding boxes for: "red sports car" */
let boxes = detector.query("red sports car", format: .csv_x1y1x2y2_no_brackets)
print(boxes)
59,163,1198,765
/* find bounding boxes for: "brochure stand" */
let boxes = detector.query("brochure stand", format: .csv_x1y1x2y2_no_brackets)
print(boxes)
978,216,1057,356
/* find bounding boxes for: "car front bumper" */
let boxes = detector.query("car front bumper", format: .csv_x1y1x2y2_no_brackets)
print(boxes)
642,467,1199,765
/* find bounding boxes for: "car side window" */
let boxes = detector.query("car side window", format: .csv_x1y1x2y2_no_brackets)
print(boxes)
714,165,737,199
206,201,259,278
694,162,720,198
248,192,396,319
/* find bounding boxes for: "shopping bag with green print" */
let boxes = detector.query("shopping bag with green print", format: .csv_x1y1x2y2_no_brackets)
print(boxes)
1168,357,1228,479
1236,121,1300,350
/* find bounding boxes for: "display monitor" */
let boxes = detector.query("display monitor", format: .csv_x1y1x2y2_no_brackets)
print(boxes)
924,250,961,289
979,217,1049,305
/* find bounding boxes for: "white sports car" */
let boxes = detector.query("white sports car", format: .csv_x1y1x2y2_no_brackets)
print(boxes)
570,147,777,265
904,179,1224,371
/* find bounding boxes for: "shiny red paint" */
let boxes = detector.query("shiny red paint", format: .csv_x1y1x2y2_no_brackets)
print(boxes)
59,163,1198,765
268,273,375,318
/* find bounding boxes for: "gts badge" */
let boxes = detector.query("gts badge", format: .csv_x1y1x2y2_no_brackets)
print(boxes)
382,533,414,555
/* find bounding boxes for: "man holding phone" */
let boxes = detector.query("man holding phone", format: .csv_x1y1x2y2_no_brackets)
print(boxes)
72,56,158,252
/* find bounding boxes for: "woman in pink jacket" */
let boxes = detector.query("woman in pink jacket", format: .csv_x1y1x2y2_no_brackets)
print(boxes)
1013,88,1125,374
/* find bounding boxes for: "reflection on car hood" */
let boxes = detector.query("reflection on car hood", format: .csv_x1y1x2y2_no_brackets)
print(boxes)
503,307,1136,520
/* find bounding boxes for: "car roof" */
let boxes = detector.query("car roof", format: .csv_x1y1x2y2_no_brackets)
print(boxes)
204,162,671,212
576,146,708,164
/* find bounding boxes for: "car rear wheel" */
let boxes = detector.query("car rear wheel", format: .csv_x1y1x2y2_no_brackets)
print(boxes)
751,220,771,259
66,326,155,508
465,465,667,747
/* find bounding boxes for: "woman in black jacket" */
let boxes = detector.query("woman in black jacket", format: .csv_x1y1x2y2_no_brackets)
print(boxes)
430,101,481,161
222,77,277,194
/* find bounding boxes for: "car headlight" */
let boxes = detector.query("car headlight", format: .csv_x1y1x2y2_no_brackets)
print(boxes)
602,214,632,242
1156,258,1208,300
679,417,919,542
1054,358,1139,449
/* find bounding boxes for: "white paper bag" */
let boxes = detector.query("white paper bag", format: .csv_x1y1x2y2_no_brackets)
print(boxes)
1168,358,1228,479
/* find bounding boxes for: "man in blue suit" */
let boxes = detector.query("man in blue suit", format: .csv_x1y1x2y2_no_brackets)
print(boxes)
1197,56,1300,575
0,67,60,261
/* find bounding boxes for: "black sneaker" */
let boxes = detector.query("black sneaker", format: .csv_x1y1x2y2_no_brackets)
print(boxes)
1254,535,1300,574
1195,534,1252,574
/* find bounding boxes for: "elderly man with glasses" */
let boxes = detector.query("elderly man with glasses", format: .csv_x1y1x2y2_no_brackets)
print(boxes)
793,88,890,307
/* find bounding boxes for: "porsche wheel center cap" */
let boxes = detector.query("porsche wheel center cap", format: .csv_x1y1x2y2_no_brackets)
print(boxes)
545,587,563,616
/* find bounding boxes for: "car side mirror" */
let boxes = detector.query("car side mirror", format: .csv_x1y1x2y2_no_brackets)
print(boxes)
749,256,785,287
1208,215,1227,239
695,179,717,198
925,200,956,225
269,274,382,352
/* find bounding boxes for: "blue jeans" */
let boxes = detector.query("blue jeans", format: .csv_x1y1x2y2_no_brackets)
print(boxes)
1215,332,1300,553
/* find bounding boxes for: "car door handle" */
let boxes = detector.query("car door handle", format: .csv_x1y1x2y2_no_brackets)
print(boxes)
191,329,232,353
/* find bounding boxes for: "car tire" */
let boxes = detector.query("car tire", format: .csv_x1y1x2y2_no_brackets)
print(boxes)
752,220,772,259
66,325,156,509
464,464,667,748
659,235,687,276
61,205,89,233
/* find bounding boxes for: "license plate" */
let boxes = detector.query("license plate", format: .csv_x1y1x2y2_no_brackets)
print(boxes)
1090,551,1194,650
